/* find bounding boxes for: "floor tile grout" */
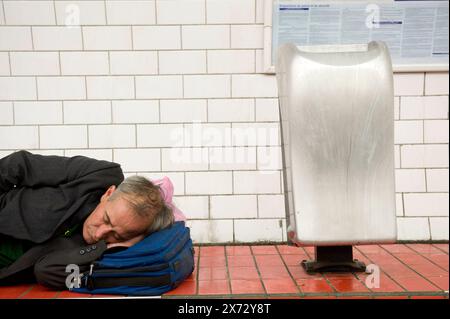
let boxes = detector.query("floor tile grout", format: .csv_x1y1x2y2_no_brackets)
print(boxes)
274,245,304,296
2,244,448,298
404,243,449,272
248,245,270,296
378,245,444,291
354,246,409,292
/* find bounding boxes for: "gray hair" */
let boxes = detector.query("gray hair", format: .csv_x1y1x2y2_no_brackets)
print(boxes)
109,175,174,235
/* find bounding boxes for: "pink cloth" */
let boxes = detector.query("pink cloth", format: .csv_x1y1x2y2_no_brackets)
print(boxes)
151,176,186,222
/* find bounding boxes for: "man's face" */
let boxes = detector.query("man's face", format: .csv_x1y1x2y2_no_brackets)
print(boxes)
82,186,149,245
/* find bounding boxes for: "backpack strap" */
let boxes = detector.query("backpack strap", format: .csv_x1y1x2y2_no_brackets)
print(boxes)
85,273,172,290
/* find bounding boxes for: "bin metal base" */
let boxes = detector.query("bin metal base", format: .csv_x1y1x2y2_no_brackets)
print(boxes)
301,246,366,274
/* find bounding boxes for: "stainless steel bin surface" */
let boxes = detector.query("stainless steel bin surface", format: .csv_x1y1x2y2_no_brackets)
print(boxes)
276,42,397,246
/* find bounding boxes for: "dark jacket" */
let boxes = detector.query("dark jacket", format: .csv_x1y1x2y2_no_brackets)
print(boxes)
0,150,124,286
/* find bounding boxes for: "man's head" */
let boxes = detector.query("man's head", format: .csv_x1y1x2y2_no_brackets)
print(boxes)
82,176,174,246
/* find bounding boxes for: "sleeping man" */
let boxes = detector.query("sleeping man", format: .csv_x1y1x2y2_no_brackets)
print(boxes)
0,150,180,289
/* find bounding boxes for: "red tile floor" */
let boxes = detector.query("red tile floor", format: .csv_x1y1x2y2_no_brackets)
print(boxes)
0,243,448,299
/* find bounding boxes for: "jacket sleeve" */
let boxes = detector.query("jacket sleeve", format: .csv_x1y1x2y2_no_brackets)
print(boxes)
0,150,123,192
33,239,108,290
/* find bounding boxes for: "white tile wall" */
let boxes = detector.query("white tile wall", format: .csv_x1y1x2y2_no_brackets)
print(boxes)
63,101,111,124
397,217,430,241
258,194,286,218
426,169,449,192
0,126,39,149
15,101,63,125
161,147,209,171
0,2,448,242
0,27,32,50
10,52,60,76
208,99,254,122
40,125,88,149
209,147,256,171
425,72,449,95
232,123,280,146
112,100,159,124
210,195,257,219
3,1,55,26
0,77,36,100
256,98,280,122
55,1,106,26
137,124,184,147
160,99,207,123
184,75,231,98
400,96,449,120
37,76,85,100
111,51,158,75
187,219,233,243
233,171,281,194
401,144,449,168
157,0,205,25
231,25,264,49
113,148,161,172
0,102,13,125
60,52,109,75
257,146,282,170
133,26,181,50
394,121,423,144
429,217,449,241
394,169,426,193
159,51,206,75
182,25,230,49
83,26,132,50
89,125,136,148
173,196,209,220
207,50,255,74
403,193,449,217
186,171,233,195
393,73,424,96
0,1,5,25
87,76,134,100
234,219,284,242
207,0,255,24
0,52,9,75
106,1,156,25
232,74,278,98
184,123,232,147
135,75,183,99
424,120,449,143
32,27,83,50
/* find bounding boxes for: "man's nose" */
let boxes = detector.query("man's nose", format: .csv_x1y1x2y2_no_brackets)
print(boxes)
95,224,113,241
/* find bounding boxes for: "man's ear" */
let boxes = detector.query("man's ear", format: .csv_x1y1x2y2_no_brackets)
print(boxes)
100,185,116,202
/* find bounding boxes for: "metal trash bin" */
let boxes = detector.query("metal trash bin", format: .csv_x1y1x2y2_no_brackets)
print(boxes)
276,41,397,273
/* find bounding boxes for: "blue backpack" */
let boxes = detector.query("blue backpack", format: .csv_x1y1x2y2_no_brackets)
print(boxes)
72,221,194,296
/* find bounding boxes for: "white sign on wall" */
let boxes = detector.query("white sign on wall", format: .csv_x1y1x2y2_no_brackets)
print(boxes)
266,0,449,72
